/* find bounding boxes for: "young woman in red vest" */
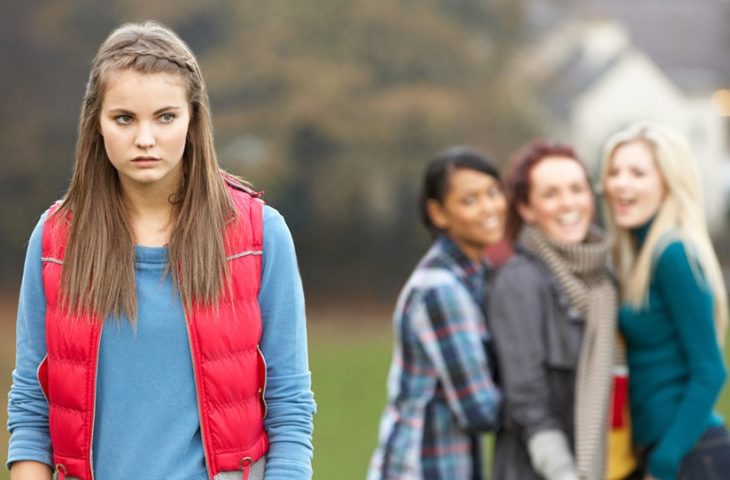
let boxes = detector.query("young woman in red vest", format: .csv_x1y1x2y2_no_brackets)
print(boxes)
7,21,315,480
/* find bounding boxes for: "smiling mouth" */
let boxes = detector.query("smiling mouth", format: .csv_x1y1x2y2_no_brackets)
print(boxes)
556,211,582,226
482,217,501,229
611,198,638,214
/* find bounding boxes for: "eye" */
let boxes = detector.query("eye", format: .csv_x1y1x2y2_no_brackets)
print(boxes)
630,167,646,177
159,112,176,123
486,185,503,199
114,115,133,125
571,183,588,194
541,188,557,199
461,194,477,206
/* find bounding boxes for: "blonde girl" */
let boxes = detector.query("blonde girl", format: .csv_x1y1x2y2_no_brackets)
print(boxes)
601,122,729,480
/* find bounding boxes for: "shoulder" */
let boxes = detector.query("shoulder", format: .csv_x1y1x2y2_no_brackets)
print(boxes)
494,252,551,292
259,205,300,271
263,204,284,223
400,250,471,305
35,207,52,230
652,236,695,278
649,237,713,297
262,205,291,242
224,177,265,221
36,204,68,255
399,267,480,331
27,209,52,253
40,201,65,228
408,264,464,295
223,173,263,199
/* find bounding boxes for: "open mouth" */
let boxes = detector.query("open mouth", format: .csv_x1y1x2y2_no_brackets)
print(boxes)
612,197,637,212
556,211,583,226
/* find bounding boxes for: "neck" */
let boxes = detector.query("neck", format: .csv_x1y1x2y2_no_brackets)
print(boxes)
121,183,178,247
630,217,654,247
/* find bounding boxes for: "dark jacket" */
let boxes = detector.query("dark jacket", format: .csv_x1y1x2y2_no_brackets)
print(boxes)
488,249,585,480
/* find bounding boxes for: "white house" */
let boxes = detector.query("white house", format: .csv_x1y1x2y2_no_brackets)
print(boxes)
517,17,730,231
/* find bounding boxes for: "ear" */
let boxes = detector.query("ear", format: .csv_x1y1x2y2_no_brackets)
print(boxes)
517,201,536,224
426,199,450,230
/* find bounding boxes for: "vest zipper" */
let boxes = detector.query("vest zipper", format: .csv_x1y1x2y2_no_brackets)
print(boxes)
257,346,268,418
88,329,102,480
240,457,252,480
184,313,213,479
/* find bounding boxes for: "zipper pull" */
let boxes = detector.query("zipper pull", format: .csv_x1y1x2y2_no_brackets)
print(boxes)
240,457,252,480
56,464,66,480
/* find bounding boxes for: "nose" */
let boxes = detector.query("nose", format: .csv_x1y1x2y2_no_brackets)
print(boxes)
606,171,629,193
480,194,502,214
135,123,155,150
558,190,579,209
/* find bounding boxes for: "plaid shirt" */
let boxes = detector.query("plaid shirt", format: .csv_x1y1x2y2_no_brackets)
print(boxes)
368,236,501,480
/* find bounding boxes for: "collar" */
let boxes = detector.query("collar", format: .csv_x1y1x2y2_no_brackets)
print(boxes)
630,216,655,247
433,235,489,280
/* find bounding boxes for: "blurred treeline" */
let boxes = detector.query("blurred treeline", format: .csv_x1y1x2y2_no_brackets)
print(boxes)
0,0,540,300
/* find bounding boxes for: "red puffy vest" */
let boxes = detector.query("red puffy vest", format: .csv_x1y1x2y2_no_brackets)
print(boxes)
38,182,268,480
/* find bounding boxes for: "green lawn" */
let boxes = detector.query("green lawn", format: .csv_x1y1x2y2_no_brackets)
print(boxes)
309,308,730,479
309,308,394,479
2,302,730,480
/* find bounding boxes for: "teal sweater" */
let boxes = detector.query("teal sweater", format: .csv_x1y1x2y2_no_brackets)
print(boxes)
619,224,726,480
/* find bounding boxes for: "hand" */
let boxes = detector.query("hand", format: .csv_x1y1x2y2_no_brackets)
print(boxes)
10,461,53,480
643,475,657,480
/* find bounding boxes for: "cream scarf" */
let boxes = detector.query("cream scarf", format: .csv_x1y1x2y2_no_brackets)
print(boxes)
520,225,616,480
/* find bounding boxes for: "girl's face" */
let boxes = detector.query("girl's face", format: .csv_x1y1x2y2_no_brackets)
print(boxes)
99,69,191,195
428,168,507,260
518,156,594,244
603,141,666,229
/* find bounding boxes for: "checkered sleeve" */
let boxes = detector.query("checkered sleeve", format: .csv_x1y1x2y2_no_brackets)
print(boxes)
412,279,501,431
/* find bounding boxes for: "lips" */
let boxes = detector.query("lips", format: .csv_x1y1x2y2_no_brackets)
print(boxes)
482,217,501,229
556,211,583,226
132,156,160,166
611,197,636,215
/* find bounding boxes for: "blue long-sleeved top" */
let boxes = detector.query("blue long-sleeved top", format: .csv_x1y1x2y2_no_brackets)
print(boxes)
7,205,316,480
619,224,726,480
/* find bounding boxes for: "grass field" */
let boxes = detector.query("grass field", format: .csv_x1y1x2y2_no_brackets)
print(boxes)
2,300,730,480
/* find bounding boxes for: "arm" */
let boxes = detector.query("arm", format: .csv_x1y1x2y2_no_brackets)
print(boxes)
10,461,52,480
7,213,54,471
411,274,501,431
258,207,316,480
489,262,577,480
646,241,726,480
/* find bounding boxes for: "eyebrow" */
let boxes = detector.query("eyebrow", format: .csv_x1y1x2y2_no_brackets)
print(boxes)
107,106,182,115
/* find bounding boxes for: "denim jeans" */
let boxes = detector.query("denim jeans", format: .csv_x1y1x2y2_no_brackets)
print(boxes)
678,425,730,480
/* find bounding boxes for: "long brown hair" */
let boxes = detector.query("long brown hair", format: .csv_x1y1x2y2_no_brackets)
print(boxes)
58,21,240,322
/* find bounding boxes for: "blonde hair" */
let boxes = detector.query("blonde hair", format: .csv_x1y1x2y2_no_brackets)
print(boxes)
57,21,244,322
599,122,728,344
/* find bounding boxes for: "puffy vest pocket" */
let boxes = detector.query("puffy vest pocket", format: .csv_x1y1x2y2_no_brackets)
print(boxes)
37,354,50,403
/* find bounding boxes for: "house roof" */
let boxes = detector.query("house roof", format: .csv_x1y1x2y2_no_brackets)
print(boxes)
518,19,640,119
580,0,730,90
541,41,629,119
524,0,730,91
